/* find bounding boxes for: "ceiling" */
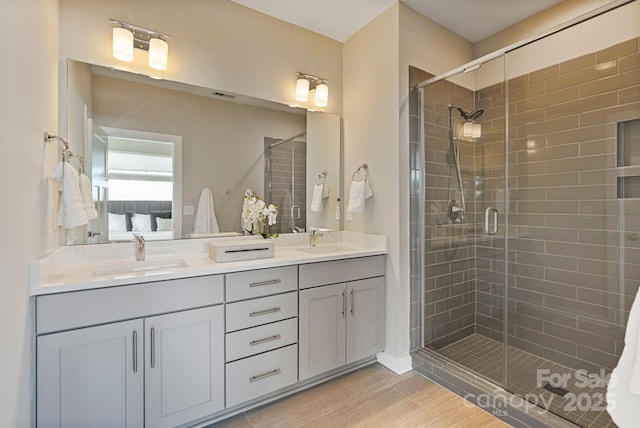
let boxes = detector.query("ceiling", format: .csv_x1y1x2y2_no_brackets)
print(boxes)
230,0,565,43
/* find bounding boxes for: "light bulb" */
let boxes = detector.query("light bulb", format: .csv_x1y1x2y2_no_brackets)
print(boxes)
472,124,482,138
462,122,474,137
148,37,168,70
315,82,328,107
295,78,309,102
113,27,133,62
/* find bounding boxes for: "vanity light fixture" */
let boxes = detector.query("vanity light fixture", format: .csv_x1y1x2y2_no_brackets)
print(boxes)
295,72,329,107
110,19,170,70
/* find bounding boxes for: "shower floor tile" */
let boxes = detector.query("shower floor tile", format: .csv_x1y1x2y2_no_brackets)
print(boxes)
437,334,613,428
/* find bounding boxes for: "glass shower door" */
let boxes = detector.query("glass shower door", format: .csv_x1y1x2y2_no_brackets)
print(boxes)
421,55,507,386
264,135,307,234
503,37,636,427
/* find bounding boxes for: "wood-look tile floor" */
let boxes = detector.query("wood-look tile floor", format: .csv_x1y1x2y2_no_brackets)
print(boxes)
207,363,511,428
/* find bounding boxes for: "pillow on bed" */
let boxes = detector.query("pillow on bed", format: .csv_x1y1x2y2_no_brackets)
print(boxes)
150,211,172,231
108,213,127,232
156,217,173,232
131,213,152,232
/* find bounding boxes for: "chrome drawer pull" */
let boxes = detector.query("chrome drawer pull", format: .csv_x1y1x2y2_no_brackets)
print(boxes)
132,330,138,373
150,327,156,369
249,279,282,288
342,291,346,319
249,307,281,317
250,368,281,382
250,334,282,346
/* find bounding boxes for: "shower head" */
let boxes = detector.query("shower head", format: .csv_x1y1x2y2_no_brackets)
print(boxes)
449,105,484,122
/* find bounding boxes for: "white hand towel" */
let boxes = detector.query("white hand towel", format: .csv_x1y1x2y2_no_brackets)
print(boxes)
79,173,98,220
49,162,89,229
193,188,220,234
346,179,373,213
607,288,640,427
310,184,329,213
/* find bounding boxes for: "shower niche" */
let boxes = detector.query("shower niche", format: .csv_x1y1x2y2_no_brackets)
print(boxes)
617,118,640,199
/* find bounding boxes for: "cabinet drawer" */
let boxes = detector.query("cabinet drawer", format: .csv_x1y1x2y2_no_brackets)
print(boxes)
36,275,224,334
226,292,297,332
226,266,297,302
299,255,385,289
225,344,298,408
226,318,297,362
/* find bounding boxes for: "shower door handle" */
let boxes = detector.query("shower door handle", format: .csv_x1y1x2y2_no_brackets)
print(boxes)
291,205,301,219
484,207,498,235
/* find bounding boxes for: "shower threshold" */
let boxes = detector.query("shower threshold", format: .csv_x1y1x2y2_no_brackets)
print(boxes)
413,334,612,428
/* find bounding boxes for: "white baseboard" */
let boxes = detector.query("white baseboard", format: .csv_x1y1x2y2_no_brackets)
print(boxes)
376,352,413,374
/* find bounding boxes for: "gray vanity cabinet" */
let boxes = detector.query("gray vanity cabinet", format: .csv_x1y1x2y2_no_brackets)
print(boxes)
144,305,225,428
37,319,145,428
36,275,225,428
298,256,386,381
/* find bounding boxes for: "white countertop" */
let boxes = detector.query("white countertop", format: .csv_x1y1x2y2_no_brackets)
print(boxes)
30,231,388,296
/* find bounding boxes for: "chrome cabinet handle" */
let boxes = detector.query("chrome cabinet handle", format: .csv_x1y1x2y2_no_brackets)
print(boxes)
350,289,354,316
150,327,156,369
132,330,138,373
342,291,346,319
250,334,281,346
249,279,282,288
250,369,281,383
250,307,281,317
484,207,498,235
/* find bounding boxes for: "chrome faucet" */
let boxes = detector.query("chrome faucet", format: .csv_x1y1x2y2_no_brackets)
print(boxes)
310,229,324,247
133,233,145,262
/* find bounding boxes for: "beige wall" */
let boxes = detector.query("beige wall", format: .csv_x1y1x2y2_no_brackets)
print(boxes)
0,0,59,426
343,3,477,371
58,0,343,122
91,74,306,236
343,4,403,368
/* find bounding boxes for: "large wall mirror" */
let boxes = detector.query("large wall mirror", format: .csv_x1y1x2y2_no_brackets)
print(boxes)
62,60,341,245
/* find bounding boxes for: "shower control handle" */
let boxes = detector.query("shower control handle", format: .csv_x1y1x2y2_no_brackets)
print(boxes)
484,207,498,235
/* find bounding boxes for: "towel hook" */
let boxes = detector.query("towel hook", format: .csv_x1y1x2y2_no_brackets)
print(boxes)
351,163,368,182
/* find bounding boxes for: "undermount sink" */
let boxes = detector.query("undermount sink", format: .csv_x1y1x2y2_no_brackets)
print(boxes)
92,258,188,276
297,246,348,254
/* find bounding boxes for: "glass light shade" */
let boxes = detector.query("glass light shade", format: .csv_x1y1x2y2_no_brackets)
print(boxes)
462,122,474,137
295,78,309,102
315,82,328,107
148,38,169,70
472,123,482,138
113,27,133,62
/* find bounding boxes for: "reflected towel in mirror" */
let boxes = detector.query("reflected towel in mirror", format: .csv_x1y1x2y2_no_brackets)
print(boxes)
79,173,98,220
310,184,329,213
193,188,220,234
49,162,89,229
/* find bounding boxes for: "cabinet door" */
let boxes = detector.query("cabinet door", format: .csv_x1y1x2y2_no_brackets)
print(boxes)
347,277,385,363
299,283,346,380
145,305,224,428
37,319,144,428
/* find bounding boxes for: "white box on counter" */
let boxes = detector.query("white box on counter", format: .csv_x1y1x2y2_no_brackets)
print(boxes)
208,239,275,263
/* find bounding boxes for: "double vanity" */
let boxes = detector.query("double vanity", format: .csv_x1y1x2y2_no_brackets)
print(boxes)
30,232,387,427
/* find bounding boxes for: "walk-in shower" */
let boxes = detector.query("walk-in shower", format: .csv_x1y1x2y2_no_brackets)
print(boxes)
409,2,639,427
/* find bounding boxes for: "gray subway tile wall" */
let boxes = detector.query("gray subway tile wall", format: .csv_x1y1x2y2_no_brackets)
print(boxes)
418,37,640,375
